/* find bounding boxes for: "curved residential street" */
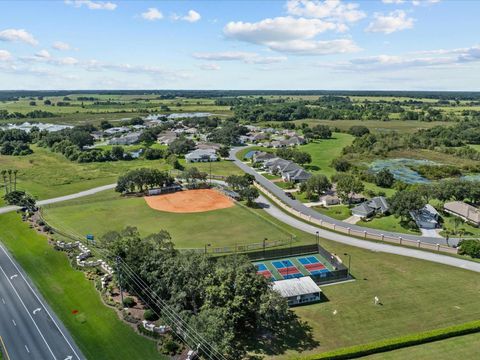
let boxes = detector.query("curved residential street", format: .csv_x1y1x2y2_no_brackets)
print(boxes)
229,147,459,247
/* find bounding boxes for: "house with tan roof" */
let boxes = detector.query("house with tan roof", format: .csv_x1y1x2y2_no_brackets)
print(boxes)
444,201,480,226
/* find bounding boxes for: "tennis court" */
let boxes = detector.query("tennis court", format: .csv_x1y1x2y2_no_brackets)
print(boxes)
254,253,333,281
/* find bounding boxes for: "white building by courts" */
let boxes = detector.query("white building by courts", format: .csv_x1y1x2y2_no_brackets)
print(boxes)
272,276,321,306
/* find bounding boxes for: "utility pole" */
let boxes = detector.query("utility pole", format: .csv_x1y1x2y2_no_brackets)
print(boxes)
263,238,267,259
116,256,124,306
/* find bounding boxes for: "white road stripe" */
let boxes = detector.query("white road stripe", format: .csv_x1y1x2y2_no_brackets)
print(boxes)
1,298,5,304
12,319,16,326
0,263,56,359
0,244,82,360
25,345,30,353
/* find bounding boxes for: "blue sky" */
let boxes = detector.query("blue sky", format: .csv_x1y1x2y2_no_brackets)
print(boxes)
0,0,479,90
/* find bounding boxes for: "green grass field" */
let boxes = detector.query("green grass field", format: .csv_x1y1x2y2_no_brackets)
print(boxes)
312,205,351,220
0,212,163,359
42,190,294,249
358,215,421,235
0,146,242,200
300,133,354,178
363,331,480,360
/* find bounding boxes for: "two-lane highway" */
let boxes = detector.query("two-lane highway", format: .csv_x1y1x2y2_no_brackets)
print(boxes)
0,243,84,360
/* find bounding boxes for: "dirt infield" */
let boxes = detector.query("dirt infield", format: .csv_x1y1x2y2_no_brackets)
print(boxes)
144,189,234,213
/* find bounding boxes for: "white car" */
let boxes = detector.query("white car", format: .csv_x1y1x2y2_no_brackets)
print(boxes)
186,350,199,360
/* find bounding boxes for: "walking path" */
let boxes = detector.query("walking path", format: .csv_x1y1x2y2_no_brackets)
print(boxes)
257,195,480,273
229,147,459,247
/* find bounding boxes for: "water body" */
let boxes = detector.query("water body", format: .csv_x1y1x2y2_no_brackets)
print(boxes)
145,112,213,121
369,158,437,184
1,122,73,132
244,150,257,159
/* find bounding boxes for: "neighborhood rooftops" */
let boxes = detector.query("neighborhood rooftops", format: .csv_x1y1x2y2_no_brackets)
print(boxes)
185,148,218,162
444,201,480,225
272,276,321,298
351,196,389,218
410,204,439,229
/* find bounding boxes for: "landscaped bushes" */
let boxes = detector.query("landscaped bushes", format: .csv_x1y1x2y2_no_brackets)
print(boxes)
301,320,480,360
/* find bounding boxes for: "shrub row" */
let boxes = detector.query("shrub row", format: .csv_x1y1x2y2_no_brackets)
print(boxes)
300,320,480,360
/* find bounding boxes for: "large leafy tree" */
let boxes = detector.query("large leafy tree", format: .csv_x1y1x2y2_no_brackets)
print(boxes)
305,174,331,199
334,174,364,204
389,190,425,221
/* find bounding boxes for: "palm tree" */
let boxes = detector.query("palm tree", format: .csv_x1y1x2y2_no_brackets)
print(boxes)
7,169,12,194
13,169,18,191
1,170,7,195
453,216,463,235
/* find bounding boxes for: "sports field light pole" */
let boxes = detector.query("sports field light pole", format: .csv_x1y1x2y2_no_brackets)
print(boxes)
315,231,319,246
263,238,267,258
344,253,351,277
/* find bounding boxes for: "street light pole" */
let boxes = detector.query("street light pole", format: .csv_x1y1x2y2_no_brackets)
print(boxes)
263,238,267,258
344,252,351,277
315,231,319,246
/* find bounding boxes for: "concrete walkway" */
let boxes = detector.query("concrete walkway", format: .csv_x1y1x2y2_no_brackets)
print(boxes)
256,195,480,273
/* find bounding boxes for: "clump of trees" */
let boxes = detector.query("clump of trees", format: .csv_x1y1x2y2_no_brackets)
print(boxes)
182,167,208,188
375,169,395,188
0,129,33,156
207,122,248,145
100,227,309,358
115,168,174,194
226,174,258,206
458,239,480,258
276,148,312,166
3,190,36,211
168,138,196,155
303,125,332,140
348,125,370,138
332,174,365,204
301,174,331,200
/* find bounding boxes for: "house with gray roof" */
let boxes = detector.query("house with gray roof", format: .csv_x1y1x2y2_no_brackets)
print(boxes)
410,204,439,229
351,196,389,218
108,132,141,145
185,148,218,163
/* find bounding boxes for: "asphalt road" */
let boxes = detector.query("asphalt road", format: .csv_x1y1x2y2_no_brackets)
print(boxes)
229,147,459,246
257,195,480,273
0,243,84,360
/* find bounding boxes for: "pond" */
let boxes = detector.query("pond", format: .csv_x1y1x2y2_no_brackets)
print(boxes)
244,150,257,159
369,158,438,184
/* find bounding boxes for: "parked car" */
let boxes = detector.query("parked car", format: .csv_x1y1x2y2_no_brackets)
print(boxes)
186,350,199,360
285,192,295,200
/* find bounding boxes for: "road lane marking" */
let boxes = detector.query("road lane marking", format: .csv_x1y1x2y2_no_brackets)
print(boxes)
12,319,16,326
10,274,17,280
33,308,41,315
0,244,82,359
1,297,5,304
25,344,30,353
0,336,11,360
0,263,57,359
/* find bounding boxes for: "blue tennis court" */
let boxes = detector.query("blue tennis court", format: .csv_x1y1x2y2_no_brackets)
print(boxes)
256,263,268,271
272,260,294,268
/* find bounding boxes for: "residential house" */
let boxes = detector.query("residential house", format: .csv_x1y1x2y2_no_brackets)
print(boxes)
253,151,276,163
252,133,268,142
352,196,390,218
263,157,311,183
196,142,222,151
319,194,340,206
444,201,480,226
185,149,218,163
410,204,440,229
108,132,141,145
285,136,306,147
157,131,177,145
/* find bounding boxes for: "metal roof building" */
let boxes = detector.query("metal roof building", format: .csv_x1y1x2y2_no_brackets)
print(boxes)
272,277,321,306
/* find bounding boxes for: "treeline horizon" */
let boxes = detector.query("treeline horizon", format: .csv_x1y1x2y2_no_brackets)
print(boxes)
1,89,480,101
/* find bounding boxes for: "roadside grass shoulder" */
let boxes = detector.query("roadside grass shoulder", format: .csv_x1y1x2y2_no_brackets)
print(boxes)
0,212,163,360
358,215,421,235
312,205,351,221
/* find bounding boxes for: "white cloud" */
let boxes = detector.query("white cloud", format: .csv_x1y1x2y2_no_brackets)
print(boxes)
365,10,414,34
0,29,38,46
141,8,163,21
268,38,360,55
286,0,366,23
65,0,117,10
0,50,12,61
35,49,51,59
193,51,287,64
412,0,440,6
199,63,220,71
382,0,405,4
52,41,72,51
182,10,201,23
331,44,480,71
224,16,360,55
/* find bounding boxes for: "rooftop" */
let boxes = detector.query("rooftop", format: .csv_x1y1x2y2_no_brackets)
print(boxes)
272,276,321,298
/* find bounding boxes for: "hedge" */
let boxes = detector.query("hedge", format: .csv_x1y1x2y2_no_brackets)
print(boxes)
299,320,480,360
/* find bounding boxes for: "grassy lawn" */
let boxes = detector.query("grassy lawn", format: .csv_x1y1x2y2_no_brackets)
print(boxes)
440,213,480,237
363,331,480,360
300,133,354,178
23,188,480,359
42,190,294,248
358,215,421,235
0,212,162,359
312,205,351,220
0,147,241,201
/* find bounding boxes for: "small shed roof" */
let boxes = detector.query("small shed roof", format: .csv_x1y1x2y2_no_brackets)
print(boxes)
272,277,321,298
